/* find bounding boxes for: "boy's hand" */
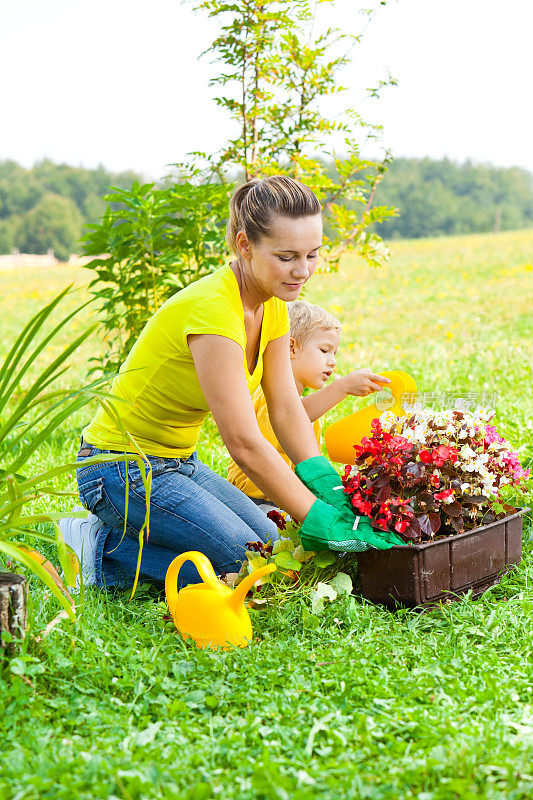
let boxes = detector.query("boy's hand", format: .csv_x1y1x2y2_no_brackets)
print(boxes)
338,368,390,398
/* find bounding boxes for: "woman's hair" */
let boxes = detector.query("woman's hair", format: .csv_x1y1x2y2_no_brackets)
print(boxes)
226,175,322,254
288,300,342,347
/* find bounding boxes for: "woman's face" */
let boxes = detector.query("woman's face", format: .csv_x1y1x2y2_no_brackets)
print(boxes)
236,212,323,302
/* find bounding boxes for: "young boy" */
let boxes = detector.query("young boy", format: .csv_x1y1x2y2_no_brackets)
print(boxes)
227,300,390,510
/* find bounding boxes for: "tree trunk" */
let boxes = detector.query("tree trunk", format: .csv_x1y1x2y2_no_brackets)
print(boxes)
0,573,28,653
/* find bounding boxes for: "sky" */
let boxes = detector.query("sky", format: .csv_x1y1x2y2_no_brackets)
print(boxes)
1,0,532,179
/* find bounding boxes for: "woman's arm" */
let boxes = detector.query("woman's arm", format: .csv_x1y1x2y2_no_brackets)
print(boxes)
188,333,317,520
261,333,321,464
302,369,391,423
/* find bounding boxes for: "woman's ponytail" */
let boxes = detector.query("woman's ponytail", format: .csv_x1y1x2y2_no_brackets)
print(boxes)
225,175,321,255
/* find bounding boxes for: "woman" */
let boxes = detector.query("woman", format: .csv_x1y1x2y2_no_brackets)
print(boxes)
72,176,401,589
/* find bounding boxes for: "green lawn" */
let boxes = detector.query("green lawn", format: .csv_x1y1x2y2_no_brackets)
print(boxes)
1,230,532,799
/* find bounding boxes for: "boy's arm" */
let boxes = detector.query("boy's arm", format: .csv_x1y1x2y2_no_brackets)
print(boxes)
301,379,348,422
302,370,391,423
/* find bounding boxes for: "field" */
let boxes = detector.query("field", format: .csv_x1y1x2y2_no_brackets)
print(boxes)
1,229,532,799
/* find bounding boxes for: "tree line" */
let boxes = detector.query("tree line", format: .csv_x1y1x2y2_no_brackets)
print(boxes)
2,156,532,261
370,157,533,238
0,159,140,260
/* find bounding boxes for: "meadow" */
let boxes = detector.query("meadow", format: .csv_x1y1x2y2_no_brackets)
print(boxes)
0,229,532,799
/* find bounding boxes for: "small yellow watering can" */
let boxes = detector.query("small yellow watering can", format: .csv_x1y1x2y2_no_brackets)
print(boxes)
325,370,417,465
165,551,276,650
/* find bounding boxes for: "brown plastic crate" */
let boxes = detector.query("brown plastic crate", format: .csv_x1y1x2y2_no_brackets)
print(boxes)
357,507,529,609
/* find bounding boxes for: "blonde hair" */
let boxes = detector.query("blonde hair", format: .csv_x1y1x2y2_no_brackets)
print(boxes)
288,300,342,347
226,175,321,254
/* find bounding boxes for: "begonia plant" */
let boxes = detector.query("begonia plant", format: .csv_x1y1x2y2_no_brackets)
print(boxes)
342,407,530,543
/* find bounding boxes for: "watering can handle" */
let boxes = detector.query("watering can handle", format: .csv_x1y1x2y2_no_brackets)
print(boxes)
165,551,222,610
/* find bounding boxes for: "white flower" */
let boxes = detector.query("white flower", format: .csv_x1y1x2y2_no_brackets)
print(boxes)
460,445,476,459
379,410,397,429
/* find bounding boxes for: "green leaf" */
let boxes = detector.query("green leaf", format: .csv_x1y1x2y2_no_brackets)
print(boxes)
273,551,302,571
272,537,293,554
184,690,206,705
302,607,320,629
329,572,353,596
311,582,337,615
9,658,26,676
312,552,337,568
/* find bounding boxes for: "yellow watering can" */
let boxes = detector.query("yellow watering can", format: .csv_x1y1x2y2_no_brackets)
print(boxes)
325,370,417,465
165,551,276,650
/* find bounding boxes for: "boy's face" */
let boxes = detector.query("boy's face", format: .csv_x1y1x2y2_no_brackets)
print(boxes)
290,327,340,391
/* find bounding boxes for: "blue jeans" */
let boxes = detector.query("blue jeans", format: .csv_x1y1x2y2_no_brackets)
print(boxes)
76,446,279,590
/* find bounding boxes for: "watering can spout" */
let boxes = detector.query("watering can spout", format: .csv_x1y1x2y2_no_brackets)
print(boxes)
230,564,277,611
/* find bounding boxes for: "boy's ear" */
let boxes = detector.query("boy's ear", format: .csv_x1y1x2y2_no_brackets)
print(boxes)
289,336,297,359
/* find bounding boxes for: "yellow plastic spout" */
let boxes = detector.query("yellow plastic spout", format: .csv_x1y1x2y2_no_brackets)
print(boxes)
229,564,277,612
325,370,417,464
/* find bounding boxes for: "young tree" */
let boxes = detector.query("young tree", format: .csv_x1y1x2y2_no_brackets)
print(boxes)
81,179,231,373
187,0,397,269
83,0,396,372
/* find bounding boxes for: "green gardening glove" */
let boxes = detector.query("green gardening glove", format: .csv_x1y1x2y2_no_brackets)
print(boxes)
295,456,353,514
300,499,406,553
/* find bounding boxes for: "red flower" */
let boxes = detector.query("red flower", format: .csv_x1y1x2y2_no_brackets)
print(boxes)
434,488,454,503
432,445,459,467
394,518,410,534
391,435,412,452
419,449,433,463
371,418,383,434
352,494,373,515
267,510,286,530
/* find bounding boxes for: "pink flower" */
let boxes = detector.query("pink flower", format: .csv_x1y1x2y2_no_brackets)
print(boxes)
484,425,506,446
432,445,458,467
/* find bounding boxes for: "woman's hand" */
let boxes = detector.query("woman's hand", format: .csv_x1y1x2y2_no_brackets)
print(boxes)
337,368,390,398
300,499,405,552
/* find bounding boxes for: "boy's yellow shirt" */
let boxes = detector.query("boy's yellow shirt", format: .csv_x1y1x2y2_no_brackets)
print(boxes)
82,265,289,457
227,385,321,499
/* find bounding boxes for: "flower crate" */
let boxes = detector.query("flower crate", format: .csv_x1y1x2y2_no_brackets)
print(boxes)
356,507,528,609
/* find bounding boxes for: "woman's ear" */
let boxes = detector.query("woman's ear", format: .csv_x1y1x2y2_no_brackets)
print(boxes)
235,230,252,262
289,336,297,359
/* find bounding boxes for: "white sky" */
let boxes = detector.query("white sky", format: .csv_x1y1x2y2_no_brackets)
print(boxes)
1,0,532,179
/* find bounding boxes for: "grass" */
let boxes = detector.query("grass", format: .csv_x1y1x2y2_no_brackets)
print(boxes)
1,229,533,799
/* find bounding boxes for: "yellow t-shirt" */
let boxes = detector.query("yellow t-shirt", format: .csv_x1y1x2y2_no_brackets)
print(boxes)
82,265,289,457
226,385,321,499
